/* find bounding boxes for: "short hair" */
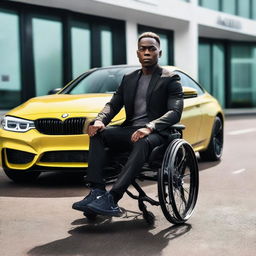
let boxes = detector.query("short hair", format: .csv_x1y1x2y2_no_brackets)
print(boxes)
138,32,160,46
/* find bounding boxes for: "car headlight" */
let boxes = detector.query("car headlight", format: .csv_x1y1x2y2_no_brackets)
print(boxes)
0,116,35,132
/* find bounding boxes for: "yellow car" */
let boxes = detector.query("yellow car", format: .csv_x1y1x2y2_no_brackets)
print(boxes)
0,65,224,182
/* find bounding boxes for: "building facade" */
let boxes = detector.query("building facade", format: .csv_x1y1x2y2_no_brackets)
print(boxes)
1,0,256,109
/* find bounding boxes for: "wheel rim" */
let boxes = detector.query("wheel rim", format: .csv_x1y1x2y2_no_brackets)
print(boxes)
158,139,199,224
213,118,223,158
169,142,198,220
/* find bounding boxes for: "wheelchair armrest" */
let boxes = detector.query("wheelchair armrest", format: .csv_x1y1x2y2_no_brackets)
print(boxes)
170,124,185,131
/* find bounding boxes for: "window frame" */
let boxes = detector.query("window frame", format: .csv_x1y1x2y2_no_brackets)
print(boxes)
0,0,126,105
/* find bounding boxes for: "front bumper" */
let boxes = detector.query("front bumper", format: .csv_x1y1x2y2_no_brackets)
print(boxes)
0,128,90,170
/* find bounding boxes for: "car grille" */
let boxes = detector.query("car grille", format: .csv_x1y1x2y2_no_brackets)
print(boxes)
34,117,86,135
6,149,35,164
40,151,89,163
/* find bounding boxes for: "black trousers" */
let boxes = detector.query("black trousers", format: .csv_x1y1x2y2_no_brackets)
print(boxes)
86,126,166,202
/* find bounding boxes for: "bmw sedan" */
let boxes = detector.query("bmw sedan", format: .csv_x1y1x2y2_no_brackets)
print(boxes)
0,65,224,182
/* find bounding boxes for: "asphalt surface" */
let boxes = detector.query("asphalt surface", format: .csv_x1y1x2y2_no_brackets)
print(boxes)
1,116,256,256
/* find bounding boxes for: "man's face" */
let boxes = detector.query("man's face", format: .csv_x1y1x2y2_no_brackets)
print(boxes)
137,37,162,68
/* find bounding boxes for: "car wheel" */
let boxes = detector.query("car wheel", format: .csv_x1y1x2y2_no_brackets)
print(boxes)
200,116,223,161
3,167,41,183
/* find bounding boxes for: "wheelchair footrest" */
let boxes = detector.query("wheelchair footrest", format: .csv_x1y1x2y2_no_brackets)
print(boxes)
126,181,159,225
140,196,160,206
126,189,160,206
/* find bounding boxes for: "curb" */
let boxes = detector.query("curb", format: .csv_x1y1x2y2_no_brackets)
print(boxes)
224,109,256,117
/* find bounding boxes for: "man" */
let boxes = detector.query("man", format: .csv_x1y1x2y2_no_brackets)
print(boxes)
72,32,184,217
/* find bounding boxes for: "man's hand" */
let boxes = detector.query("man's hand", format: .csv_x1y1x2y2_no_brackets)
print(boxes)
87,120,105,136
131,127,152,142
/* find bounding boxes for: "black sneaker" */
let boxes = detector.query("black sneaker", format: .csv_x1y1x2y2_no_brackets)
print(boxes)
85,192,123,217
72,188,105,212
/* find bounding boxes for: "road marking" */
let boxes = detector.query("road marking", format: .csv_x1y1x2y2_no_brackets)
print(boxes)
228,128,256,135
232,168,246,174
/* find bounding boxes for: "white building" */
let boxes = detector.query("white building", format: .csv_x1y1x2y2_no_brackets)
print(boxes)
1,0,256,109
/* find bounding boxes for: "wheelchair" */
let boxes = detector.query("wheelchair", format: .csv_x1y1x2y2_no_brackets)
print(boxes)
103,124,199,225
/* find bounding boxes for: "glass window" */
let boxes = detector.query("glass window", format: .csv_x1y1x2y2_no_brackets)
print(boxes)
222,0,236,15
158,33,169,65
0,10,21,109
252,0,256,19
100,26,113,67
198,42,225,107
177,71,204,95
71,22,91,79
64,67,137,95
32,17,63,96
200,0,220,11
198,43,211,93
238,0,250,18
212,43,225,107
230,44,256,107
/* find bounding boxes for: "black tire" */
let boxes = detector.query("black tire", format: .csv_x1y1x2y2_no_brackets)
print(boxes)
158,139,199,224
143,211,155,225
200,116,223,161
3,167,41,183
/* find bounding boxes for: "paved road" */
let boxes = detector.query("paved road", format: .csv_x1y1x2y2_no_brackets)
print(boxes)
1,116,256,256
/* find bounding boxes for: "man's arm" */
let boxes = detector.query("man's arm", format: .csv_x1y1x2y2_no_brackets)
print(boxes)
85,76,125,136
146,74,184,132
94,76,125,126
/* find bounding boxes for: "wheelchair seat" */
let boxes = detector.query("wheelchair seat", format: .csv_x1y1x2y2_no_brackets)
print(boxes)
148,124,185,167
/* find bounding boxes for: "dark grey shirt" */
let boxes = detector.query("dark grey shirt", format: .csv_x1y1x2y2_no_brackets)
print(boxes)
131,74,152,126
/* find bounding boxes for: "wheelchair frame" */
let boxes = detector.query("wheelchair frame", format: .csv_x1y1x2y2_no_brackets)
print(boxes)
125,124,199,225
85,124,199,225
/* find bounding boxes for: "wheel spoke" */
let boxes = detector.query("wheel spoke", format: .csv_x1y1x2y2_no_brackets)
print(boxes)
215,120,222,134
179,186,187,205
213,137,221,155
176,148,186,171
183,186,189,195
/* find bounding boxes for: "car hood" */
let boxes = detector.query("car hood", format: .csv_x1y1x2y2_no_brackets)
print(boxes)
7,94,117,120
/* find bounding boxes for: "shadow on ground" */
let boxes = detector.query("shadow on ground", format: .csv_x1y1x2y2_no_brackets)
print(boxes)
0,171,156,198
28,213,192,256
0,172,88,198
0,156,220,198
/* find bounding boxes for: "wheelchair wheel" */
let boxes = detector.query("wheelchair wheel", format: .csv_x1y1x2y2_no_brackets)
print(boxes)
158,139,199,224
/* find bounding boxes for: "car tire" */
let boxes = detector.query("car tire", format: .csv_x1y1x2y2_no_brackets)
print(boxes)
199,116,223,161
3,168,41,183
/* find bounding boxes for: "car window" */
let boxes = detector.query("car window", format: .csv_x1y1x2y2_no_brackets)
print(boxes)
66,67,137,94
176,71,204,96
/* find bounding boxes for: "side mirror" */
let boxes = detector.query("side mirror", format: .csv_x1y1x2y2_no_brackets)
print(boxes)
183,87,198,99
48,88,62,95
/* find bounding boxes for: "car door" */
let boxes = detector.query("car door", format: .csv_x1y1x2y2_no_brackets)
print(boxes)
176,71,204,148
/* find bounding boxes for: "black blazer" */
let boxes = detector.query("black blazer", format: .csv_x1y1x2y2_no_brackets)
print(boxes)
95,65,184,136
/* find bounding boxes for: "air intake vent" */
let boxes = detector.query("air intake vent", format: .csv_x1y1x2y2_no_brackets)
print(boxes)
40,151,88,163
6,149,35,164
35,117,86,135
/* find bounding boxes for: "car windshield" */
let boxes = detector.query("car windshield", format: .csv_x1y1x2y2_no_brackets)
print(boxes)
63,66,138,95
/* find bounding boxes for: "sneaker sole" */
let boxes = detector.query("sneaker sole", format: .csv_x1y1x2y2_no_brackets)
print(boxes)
85,205,123,217
72,204,95,213
72,204,87,212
